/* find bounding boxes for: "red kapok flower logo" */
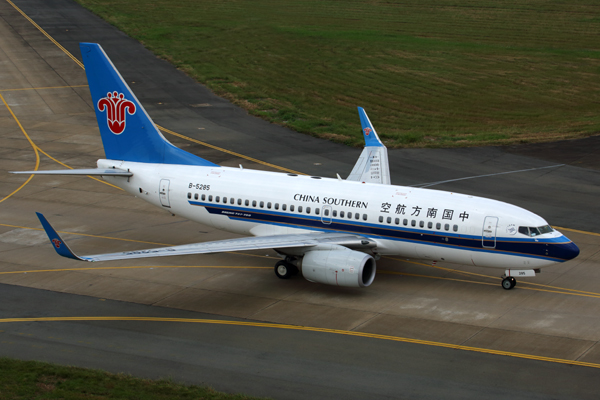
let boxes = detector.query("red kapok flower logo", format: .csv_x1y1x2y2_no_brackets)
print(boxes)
363,127,372,136
51,238,62,248
97,91,136,135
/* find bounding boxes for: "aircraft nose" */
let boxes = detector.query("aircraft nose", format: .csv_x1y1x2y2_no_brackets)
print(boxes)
556,238,580,261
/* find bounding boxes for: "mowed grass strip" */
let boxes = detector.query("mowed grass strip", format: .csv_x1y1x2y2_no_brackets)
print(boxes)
0,357,266,399
75,0,600,148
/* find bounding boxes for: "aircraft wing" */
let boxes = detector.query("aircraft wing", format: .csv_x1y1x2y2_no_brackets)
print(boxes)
346,107,391,185
36,213,374,262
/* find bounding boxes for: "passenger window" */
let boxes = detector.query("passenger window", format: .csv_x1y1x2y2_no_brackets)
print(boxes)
444,224,450,231
427,222,432,229
238,198,242,205
290,205,294,212
395,218,399,225
245,199,249,206
419,221,424,228
403,219,408,226
324,209,330,216
283,204,287,211
298,206,303,213
194,193,199,200
223,197,227,203
379,216,384,223
348,213,353,219
260,201,264,208
267,202,272,209
333,210,337,217
216,196,220,203
453,224,458,232
252,200,257,207
385,217,390,224
315,208,320,215
363,214,367,221
340,211,345,218
436,222,441,230
208,195,213,202
355,213,360,219
187,193,191,199
202,194,206,201
411,220,416,227
275,203,279,210
306,207,311,214
230,198,235,205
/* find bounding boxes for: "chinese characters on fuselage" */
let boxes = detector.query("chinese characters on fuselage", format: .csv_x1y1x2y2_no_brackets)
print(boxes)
382,202,469,221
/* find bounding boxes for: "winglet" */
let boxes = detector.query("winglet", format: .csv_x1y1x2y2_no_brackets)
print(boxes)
347,108,391,184
36,213,86,261
357,107,384,147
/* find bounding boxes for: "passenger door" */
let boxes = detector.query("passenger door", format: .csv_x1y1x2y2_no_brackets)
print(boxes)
482,216,498,248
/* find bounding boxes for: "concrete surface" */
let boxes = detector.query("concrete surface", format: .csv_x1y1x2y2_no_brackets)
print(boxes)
0,0,599,398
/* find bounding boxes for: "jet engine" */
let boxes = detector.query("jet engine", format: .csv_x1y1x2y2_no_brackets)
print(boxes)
300,247,376,288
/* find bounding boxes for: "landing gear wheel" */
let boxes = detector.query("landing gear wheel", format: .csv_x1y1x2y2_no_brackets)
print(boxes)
502,276,516,290
275,261,294,279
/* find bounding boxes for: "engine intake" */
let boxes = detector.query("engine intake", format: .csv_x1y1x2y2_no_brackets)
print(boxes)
301,248,376,288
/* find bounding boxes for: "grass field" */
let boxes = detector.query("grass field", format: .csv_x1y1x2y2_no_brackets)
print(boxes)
75,0,600,148
0,358,264,399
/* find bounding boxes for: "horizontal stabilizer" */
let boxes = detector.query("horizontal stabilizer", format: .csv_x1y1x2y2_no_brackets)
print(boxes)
11,168,132,176
35,214,372,262
347,107,391,185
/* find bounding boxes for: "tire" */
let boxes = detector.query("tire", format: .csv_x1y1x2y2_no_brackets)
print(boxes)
502,277,514,290
275,260,293,279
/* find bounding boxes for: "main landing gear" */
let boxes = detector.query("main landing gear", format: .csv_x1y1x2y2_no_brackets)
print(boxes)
501,276,517,290
274,257,299,279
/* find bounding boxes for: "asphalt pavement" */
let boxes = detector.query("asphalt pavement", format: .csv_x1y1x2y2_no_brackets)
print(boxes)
1,0,599,399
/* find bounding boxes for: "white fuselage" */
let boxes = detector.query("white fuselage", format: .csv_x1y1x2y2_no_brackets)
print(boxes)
99,159,578,271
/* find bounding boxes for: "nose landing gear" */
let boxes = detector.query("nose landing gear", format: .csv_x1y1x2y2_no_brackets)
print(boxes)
501,269,538,290
501,276,517,290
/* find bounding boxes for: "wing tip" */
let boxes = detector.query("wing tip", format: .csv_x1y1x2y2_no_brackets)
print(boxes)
357,107,384,147
36,212,85,261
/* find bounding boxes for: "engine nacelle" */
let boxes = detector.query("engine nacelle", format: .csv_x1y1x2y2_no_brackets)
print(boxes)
301,248,376,288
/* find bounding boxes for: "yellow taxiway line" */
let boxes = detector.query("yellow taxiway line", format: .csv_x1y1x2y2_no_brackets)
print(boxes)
0,93,39,204
0,315,598,369
0,85,88,92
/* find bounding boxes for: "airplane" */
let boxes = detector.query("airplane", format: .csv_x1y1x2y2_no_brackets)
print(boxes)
12,43,580,291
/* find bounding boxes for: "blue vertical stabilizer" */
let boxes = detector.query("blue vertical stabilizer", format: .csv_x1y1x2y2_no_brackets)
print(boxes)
80,43,218,166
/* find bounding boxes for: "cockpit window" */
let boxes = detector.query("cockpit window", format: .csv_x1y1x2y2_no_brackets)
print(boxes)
518,225,553,237
529,227,541,236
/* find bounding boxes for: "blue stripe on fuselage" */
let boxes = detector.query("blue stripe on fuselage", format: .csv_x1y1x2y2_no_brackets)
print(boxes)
189,201,574,261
